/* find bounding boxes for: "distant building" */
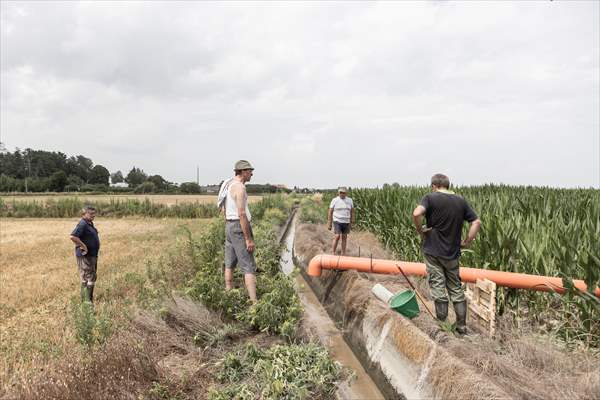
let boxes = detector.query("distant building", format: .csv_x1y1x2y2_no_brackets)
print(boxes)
204,184,220,194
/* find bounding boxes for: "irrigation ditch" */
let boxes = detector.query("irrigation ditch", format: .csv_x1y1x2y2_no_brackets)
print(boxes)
290,207,599,400
281,209,508,399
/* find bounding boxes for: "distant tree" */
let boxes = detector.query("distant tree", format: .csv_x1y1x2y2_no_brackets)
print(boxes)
66,155,93,182
27,177,51,192
64,184,79,192
125,167,147,188
110,170,124,184
180,182,202,194
67,174,84,188
134,181,157,194
147,175,170,191
0,148,26,178
49,171,68,192
90,165,110,185
23,149,68,178
0,174,22,192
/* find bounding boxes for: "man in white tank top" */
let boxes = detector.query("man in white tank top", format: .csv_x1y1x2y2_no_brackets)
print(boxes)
223,160,257,302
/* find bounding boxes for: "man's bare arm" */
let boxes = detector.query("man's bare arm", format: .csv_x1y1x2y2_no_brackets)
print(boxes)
232,183,255,252
412,205,426,238
327,208,334,230
461,219,481,248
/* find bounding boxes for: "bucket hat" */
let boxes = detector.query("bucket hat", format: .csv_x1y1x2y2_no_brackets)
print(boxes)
234,160,254,171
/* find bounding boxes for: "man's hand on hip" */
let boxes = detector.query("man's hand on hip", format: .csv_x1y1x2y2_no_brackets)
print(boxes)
246,238,255,253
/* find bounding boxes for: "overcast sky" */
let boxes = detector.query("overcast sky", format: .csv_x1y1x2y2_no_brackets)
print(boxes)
1,1,598,188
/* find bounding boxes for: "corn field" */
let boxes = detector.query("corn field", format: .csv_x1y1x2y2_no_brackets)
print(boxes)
349,185,600,348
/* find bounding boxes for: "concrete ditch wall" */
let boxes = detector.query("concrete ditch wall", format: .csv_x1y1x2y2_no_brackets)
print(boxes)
293,245,512,400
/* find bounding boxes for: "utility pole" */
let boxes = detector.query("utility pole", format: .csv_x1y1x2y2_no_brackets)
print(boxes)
24,151,31,193
196,165,199,185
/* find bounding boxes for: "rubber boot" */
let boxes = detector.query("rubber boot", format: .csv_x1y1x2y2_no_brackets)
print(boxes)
81,284,93,303
453,301,468,335
434,300,448,321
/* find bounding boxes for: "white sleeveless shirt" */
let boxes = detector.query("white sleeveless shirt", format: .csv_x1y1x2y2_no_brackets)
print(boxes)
225,181,252,221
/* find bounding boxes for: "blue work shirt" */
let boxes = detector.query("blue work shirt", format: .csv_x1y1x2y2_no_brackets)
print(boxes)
71,218,100,257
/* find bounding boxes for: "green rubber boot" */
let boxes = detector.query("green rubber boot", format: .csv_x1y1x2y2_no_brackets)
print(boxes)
434,300,448,321
87,285,94,303
453,301,468,335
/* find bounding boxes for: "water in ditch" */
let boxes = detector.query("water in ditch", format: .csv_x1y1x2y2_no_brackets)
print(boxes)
280,214,385,400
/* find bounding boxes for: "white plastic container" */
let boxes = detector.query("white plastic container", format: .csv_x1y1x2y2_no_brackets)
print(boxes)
372,283,394,304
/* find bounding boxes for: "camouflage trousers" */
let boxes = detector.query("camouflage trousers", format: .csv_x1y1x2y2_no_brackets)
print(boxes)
76,256,98,286
424,254,465,303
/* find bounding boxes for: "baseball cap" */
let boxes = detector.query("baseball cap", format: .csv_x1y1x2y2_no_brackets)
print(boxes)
338,187,348,193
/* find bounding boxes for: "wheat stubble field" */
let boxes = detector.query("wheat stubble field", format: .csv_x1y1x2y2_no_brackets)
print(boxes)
0,217,207,390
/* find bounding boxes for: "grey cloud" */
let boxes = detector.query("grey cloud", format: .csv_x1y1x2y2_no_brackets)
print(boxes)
1,1,598,188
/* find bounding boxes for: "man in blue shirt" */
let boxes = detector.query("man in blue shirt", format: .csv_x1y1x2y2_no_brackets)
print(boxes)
412,174,481,335
70,206,100,303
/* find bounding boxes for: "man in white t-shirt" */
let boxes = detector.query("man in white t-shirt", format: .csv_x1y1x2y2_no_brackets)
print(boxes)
327,187,355,256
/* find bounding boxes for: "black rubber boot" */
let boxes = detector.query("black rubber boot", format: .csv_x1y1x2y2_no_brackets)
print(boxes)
434,300,448,321
453,301,468,335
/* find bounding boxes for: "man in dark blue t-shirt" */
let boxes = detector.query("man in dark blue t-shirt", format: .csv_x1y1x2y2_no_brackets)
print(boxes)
412,174,481,334
70,206,100,303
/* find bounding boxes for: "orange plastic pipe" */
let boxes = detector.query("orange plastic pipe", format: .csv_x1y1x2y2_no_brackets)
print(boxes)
307,254,600,297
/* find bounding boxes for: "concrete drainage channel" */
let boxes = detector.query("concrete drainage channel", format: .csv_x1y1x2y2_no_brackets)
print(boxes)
279,209,510,400
279,210,385,400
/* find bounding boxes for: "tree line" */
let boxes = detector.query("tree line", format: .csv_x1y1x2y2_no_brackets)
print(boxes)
0,146,290,194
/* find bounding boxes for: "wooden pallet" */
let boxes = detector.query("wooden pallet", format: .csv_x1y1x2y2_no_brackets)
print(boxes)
465,278,496,337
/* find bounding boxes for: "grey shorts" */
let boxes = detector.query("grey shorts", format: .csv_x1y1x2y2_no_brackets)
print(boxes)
224,220,257,274
76,256,98,286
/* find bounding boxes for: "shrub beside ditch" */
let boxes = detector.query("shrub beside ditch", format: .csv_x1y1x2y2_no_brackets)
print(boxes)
185,198,303,337
185,195,344,395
